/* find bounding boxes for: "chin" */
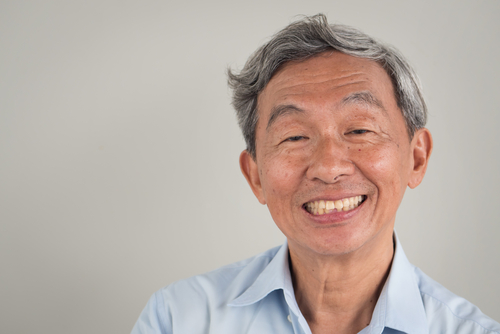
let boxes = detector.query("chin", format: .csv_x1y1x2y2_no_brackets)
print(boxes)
300,225,382,256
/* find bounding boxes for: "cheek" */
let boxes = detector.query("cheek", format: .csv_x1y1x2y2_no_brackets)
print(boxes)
260,152,307,199
359,146,407,194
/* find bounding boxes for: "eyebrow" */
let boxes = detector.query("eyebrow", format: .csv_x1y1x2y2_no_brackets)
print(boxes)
266,104,305,130
340,91,386,112
265,91,385,130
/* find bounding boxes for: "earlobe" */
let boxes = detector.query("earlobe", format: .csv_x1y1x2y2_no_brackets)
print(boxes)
239,150,267,204
408,128,433,189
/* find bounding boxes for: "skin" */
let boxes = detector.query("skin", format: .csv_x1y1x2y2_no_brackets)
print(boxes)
240,51,433,334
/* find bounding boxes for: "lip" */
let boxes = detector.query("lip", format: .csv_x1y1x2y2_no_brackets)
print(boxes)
302,195,366,224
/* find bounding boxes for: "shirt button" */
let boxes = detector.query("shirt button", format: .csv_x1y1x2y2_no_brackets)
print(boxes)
287,315,292,323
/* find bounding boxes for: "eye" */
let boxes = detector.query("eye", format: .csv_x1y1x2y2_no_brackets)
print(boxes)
349,129,369,135
286,135,305,142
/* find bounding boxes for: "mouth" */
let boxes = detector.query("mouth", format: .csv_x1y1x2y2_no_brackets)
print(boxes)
303,195,366,216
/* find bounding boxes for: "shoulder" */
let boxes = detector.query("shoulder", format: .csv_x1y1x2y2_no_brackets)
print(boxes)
131,245,281,334
414,266,500,334
163,245,279,305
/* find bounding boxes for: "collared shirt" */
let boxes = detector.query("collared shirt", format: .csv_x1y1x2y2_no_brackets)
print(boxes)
131,235,500,334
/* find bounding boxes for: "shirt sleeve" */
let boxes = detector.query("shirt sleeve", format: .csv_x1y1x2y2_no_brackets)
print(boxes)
131,291,171,334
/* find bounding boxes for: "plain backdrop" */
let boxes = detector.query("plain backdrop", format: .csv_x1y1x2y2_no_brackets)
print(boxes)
1,1,499,333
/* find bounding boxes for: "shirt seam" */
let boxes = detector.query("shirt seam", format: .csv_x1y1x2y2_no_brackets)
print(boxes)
420,291,500,333
155,290,170,334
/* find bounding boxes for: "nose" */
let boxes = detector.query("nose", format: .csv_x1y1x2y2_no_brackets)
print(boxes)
305,136,355,183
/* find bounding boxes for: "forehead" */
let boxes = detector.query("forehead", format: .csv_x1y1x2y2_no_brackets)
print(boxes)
257,51,398,123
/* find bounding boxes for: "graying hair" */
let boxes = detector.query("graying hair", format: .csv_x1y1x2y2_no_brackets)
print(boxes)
228,14,427,158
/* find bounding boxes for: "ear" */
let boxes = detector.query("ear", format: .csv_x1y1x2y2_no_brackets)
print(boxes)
239,150,266,204
408,128,433,189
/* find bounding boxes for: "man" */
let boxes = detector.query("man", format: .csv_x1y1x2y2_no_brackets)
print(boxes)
132,14,500,334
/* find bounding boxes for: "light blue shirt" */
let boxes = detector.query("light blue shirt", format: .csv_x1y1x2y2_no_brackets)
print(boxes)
132,235,500,334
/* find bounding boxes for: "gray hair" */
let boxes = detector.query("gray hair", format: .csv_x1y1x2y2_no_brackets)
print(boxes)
228,14,427,158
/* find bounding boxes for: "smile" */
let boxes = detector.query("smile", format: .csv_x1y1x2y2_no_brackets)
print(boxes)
304,196,366,215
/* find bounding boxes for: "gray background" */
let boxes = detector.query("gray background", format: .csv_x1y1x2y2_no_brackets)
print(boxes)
1,1,499,333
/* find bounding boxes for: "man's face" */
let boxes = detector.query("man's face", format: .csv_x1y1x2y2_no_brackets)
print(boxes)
240,51,431,256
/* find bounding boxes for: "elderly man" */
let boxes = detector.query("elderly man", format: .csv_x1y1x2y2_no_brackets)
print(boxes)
132,14,500,334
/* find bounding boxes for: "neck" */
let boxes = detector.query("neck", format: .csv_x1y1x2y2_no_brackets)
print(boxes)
289,231,394,334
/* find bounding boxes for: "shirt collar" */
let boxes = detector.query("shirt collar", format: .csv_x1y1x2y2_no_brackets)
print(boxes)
228,240,294,307
370,232,428,334
229,233,429,334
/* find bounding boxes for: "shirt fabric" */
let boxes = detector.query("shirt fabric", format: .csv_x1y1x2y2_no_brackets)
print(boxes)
132,235,500,334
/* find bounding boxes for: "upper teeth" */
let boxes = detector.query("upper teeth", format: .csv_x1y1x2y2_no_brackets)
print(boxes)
305,196,364,215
